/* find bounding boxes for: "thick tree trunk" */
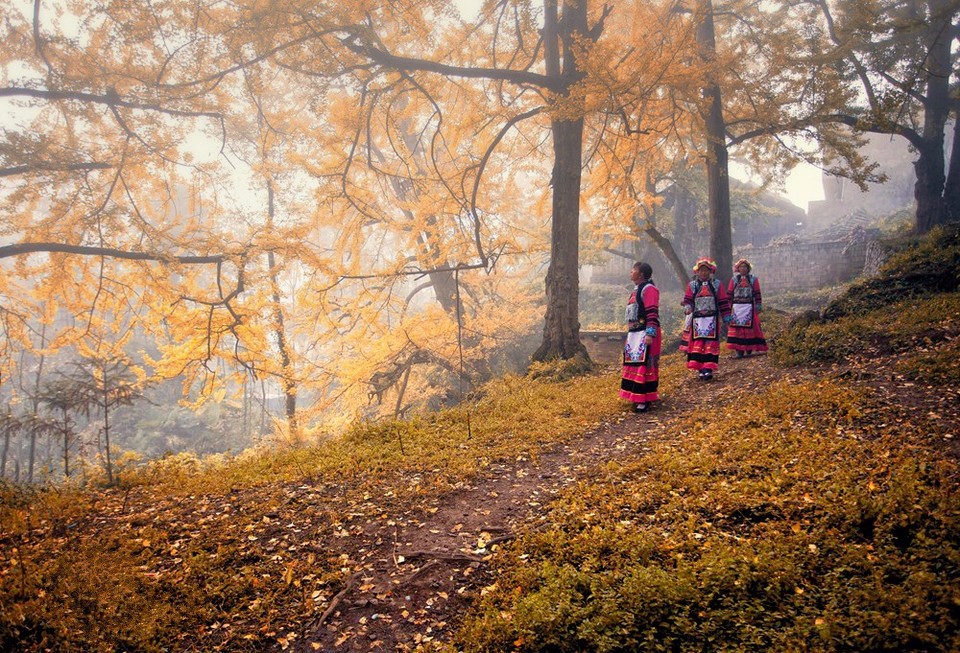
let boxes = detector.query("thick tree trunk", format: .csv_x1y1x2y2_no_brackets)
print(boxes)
914,0,952,233
915,144,947,233
533,0,589,361
534,117,589,361
698,0,733,284
943,113,960,222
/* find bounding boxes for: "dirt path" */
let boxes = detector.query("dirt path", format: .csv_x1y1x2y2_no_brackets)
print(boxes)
297,354,801,651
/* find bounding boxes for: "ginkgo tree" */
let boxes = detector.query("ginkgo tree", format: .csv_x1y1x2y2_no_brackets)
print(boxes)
3,0,944,458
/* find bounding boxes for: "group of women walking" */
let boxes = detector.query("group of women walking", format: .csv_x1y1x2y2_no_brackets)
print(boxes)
619,257,767,413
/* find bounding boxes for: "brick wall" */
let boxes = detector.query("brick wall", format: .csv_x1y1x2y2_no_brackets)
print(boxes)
735,239,869,294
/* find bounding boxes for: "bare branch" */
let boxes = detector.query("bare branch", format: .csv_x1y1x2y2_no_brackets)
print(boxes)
0,242,231,264
727,113,923,150
339,33,560,91
0,87,221,121
0,162,114,178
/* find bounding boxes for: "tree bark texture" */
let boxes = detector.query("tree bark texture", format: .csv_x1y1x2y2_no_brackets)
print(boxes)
914,0,953,233
697,0,733,284
943,114,960,222
533,0,590,362
535,117,588,361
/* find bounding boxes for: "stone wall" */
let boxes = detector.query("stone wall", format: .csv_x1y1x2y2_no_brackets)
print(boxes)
735,238,869,294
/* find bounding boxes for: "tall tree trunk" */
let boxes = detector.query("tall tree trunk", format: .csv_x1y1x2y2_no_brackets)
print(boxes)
26,323,47,484
260,379,268,436
26,426,36,484
915,144,947,233
698,0,733,284
943,111,960,222
533,0,589,362
914,0,952,233
242,378,250,439
102,365,114,485
266,181,299,439
1,431,9,479
62,406,70,478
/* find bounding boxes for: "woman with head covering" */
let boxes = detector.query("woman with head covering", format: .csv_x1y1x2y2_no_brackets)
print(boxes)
681,257,731,380
620,261,660,412
726,258,768,357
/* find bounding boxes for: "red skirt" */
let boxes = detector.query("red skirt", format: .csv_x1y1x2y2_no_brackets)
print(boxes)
685,336,721,370
620,334,660,403
726,314,768,353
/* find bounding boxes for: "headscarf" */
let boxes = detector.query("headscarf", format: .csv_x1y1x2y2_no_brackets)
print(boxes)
734,258,752,273
692,257,717,273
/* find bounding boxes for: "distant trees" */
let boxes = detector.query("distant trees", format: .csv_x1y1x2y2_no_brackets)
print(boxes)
35,378,85,478
805,0,959,232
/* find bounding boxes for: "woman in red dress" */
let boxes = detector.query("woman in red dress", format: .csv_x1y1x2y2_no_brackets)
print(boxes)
726,258,768,357
680,258,731,380
619,262,660,412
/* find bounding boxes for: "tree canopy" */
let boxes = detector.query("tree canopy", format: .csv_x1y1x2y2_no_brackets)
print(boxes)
1,0,954,446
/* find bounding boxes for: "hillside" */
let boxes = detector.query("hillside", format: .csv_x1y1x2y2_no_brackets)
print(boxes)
2,227,959,652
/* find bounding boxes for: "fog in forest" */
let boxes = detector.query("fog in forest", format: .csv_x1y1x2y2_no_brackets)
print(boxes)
0,0,953,485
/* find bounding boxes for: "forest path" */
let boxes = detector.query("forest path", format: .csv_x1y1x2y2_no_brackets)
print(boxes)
299,353,803,652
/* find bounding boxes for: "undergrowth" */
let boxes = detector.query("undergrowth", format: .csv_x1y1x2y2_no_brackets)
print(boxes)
0,363,636,652
452,378,960,652
774,294,960,367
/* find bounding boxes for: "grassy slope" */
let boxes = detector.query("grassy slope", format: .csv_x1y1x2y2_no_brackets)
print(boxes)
1,361,636,652
452,226,960,653
1,227,959,652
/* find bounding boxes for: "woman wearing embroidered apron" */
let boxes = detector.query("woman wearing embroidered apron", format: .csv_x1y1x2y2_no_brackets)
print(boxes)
620,262,660,413
726,258,768,357
681,258,731,380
